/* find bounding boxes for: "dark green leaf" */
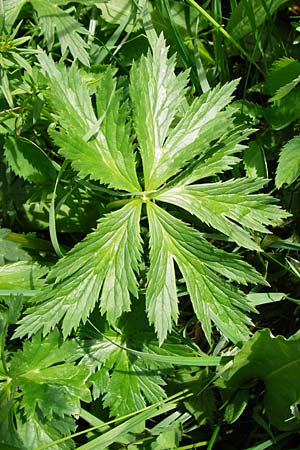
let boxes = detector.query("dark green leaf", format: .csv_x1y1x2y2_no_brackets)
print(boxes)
221,329,300,430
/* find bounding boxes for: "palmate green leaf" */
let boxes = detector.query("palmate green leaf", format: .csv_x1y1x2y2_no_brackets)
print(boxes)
14,31,290,348
14,201,142,339
9,330,91,419
38,54,140,192
221,329,300,431
1,330,88,449
275,136,300,188
1,410,75,450
147,202,264,344
156,178,289,251
103,351,165,417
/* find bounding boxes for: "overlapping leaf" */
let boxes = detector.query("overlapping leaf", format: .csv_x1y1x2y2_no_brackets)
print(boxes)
174,124,252,186
147,83,240,190
9,330,91,418
80,331,166,416
13,413,75,450
226,0,289,40
38,53,141,192
4,136,57,185
15,201,142,338
79,319,200,417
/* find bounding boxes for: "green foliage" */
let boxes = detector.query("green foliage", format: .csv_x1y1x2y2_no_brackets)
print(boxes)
37,53,140,192
0,229,31,265
1,1,300,448
227,0,290,40
276,136,300,188
265,57,300,129
4,136,57,185
15,200,142,339
0,328,91,447
3,0,91,65
82,329,167,416
0,260,47,290
243,142,268,179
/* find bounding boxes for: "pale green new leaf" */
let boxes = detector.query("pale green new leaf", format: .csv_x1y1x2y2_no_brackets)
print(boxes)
147,203,264,344
276,136,300,188
156,178,289,251
14,201,142,339
38,53,140,192
129,32,189,190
